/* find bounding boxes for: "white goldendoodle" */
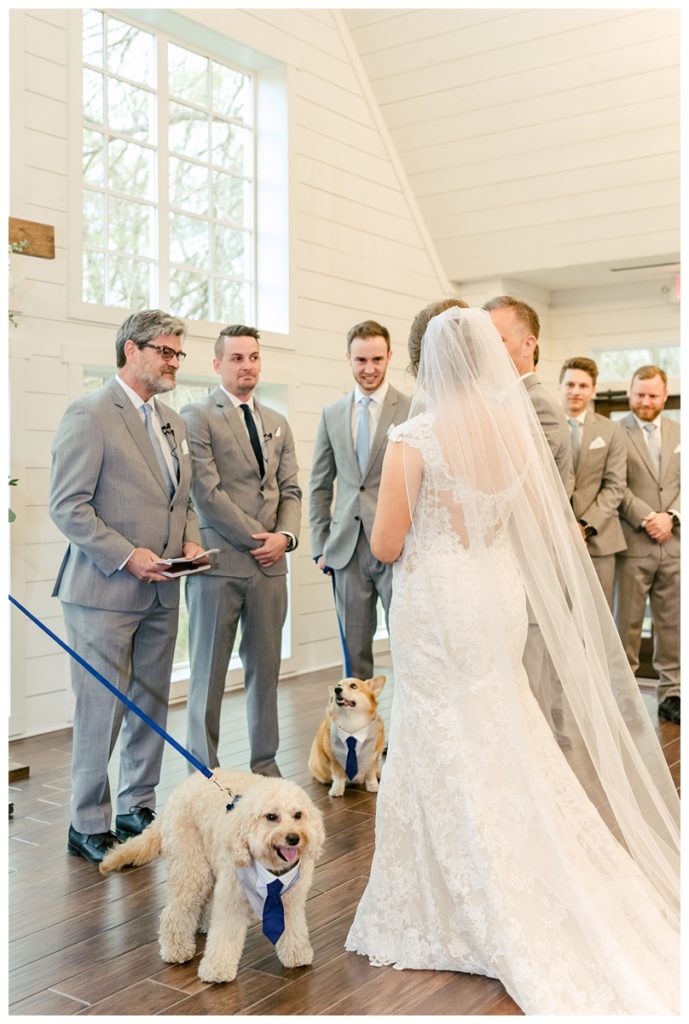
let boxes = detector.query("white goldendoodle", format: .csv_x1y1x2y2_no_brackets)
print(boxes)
100,768,325,984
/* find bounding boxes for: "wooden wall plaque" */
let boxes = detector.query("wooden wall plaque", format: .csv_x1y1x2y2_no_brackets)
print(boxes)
9,217,55,259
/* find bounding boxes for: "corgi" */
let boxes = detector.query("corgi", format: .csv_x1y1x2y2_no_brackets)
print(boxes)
308,675,387,797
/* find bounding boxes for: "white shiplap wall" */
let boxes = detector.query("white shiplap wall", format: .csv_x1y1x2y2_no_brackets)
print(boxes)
344,7,680,284
9,8,452,738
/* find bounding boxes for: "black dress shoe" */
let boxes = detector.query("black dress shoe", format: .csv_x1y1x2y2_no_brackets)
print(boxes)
658,695,680,724
115,806,156,840
68,825,120,865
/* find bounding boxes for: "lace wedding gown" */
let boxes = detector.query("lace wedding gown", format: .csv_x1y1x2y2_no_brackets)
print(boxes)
345,414,679,1015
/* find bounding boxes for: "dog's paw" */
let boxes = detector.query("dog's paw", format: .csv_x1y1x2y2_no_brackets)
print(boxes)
328,779,345,797
277,939,314,969
159,938,197,964
197,955,239,985
365,777,379,793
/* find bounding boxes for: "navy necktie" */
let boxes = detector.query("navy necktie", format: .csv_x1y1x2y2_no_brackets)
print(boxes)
345,735,358,780
262,878,285,944
240,403,265,478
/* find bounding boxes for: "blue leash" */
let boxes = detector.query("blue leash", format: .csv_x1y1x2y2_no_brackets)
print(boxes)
8,595,239,803
328,571,353,678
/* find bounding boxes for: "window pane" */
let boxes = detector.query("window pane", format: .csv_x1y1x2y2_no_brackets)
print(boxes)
107,16,155,87
212,170,250,227
211,63,251,122
83,68,104,124
108,79,154,141
170,213,210,268
83,129,105,187
109,198,155,258
170,157,209,216
83,250,105,304
169,44,208,107
83,9,103,67
108,138,154,199
83,190,105,247
211,119,252,174
169,101,208,160
596,349,653,382
654,347,680,376
107,255,152,308
215,226,250,278
169,268,209,320
213,278,249,324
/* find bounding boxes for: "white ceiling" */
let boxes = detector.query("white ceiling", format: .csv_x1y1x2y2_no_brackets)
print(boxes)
343,7,680,297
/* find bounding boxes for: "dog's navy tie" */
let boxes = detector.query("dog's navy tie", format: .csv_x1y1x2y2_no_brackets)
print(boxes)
345,735,358,780
262,878,285,944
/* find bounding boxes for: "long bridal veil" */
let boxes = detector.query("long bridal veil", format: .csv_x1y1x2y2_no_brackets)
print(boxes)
402,307,679,925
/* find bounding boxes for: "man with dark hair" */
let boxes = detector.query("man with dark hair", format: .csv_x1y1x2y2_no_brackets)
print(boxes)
182,325,302,775
559,356,627,607
484,295,573,497
615,365,680,723
310,319,410,679
50,309,205,864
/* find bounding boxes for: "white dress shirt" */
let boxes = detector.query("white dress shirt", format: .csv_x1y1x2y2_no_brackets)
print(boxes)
235,859,301,920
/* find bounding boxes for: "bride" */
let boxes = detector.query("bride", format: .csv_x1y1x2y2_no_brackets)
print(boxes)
345,307,679,1015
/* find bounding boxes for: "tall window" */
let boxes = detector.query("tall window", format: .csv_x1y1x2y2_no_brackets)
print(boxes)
81,9,255,323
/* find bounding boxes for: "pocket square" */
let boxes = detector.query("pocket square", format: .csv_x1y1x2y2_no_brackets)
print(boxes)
674,444,680,454
181,438,190,455
275,426,282,438
588,436,606,450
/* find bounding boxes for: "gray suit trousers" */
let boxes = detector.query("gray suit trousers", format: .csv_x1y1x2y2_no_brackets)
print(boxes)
186,571,287,774
333,527,393,680
62,598,178,833
614,550,680,698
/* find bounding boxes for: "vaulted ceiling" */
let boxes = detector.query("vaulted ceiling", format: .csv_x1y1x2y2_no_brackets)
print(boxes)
343,7,680,295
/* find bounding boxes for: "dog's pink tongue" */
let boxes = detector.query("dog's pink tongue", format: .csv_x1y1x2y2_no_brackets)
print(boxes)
279,845,299,863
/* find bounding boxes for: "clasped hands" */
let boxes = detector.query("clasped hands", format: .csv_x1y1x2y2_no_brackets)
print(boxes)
125,542,209,583
641,511,674,545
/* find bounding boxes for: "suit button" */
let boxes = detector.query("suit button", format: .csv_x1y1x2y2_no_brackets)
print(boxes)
260,486,264,493
360,485,365,491
354,515,360,521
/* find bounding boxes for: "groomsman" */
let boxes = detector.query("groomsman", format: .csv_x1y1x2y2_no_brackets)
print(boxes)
309,320,411,679
615,365,680,724
182,326,302,775
49,310,204,863
559,357,627,607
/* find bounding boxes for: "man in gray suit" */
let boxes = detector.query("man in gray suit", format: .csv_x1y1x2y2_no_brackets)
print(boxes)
615,365,680,724
50,310,205,864
484,295,574,497
310,320,411,679
484,295,574,731
182,325,302,776
559,357,627,607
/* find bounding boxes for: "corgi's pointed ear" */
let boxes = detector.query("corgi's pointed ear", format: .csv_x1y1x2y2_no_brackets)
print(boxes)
368,674,387,696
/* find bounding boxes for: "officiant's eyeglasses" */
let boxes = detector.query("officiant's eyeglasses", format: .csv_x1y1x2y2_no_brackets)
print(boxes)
137,341,187,362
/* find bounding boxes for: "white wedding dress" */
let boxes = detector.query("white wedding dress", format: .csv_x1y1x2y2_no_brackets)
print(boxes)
346,411,679,1015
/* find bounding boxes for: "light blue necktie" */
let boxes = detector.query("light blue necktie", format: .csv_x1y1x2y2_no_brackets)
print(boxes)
567,418,582,470
356,396,373,476
142,403,175,498
643,421,661,476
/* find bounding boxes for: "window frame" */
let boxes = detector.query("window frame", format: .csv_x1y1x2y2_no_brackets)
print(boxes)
69,8,260,335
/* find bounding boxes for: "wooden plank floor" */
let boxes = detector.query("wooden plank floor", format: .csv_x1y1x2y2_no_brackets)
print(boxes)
9,663,679,1016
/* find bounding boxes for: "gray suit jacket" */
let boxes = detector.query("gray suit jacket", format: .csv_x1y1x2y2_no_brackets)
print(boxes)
50,378,201,611
181,388,302,578
571,411,626,557
522,374,574,497
618,412,680,559
309,385,411,569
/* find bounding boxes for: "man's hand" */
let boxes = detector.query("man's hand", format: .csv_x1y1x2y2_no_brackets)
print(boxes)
316,555,333,576
183,541,209,563
251,532,289,567
642,511,673,544
124,547,170,583
578,523,588,541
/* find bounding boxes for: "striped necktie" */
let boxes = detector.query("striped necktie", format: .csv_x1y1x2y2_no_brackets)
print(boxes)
142,403,175,498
